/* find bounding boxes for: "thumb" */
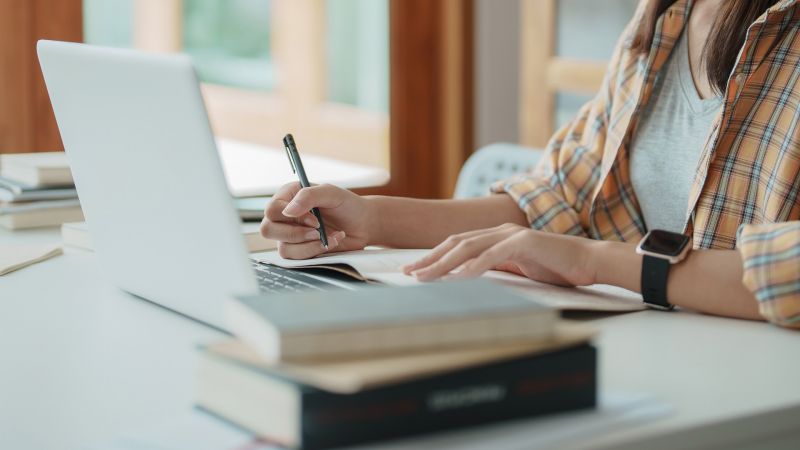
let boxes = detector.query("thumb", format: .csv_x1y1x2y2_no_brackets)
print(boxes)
282,184,344,217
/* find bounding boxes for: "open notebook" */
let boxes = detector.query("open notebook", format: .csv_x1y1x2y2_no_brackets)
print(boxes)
253,249,645,312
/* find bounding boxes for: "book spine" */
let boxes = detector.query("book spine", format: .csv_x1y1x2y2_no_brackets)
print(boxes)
299,344,596,450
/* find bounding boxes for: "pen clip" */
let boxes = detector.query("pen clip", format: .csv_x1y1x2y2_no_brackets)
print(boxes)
283,138,297,174
284,146,297,174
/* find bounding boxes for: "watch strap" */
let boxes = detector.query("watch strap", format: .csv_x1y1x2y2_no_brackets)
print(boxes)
641,255,674,310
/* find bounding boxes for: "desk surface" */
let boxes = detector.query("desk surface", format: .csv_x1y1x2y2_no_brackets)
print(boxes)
2,227,799,450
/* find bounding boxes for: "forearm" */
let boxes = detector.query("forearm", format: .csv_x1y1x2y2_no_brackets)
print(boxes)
593,241,762,321
365,194,527,248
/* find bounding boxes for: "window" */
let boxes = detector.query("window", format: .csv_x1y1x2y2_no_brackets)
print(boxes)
183,0,275,91
1,0,472,199
84,0,390,171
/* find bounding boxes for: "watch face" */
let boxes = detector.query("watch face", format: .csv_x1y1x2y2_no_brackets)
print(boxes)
641,230,691,257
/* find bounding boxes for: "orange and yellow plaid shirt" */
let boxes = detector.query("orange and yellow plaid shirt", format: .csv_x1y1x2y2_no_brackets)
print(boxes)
494,0,800,328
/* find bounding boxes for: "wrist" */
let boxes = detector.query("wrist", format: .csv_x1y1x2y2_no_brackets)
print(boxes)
592,240,642,291
362,196,385,245
583,239,608,285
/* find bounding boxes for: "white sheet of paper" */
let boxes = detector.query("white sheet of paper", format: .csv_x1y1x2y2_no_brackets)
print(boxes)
254,249,646,312
217,138,390,197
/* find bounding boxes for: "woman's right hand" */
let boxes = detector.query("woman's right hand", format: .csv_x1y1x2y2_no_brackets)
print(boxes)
260,182,373,259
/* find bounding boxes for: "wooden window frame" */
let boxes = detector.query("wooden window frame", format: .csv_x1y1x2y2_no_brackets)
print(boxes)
519,0,605,148
0,0,473,199
363,0,473,199
0,0,82,153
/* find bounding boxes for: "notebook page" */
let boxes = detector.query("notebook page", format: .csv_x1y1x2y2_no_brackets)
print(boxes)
253,248,428,284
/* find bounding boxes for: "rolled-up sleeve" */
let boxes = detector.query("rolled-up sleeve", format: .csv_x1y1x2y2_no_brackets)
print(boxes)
738,222,800,328
490,116,601,237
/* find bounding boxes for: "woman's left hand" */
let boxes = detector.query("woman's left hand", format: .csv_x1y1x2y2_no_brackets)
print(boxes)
402,223,599,287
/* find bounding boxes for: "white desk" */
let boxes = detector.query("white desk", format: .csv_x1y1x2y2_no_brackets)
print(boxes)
2,227,799,450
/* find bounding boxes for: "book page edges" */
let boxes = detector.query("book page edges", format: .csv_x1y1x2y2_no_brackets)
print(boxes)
206,322,595,394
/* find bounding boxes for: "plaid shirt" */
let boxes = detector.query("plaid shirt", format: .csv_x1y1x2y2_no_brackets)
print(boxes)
494,0,800,328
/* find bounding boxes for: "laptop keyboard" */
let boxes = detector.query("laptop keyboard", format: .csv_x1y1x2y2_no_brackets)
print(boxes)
251,262,335,293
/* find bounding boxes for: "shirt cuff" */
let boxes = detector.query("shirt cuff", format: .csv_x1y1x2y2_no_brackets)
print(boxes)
738,222,800,328
491,177,586,237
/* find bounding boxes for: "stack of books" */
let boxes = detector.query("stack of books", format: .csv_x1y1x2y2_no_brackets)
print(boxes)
0,152,83,230
196,280,597,449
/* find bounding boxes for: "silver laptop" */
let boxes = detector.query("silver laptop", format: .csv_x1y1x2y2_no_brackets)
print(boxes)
37,40,348,331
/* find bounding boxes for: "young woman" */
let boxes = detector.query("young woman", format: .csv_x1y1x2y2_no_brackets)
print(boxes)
261,0,800,329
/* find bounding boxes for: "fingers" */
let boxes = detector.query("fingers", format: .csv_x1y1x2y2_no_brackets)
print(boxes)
271,182,303,203
411,229,514,282
262,183,342,247
259,220,322,244
402,223,520,275
265,199,319,227
452,231,528,279
401,236,461,275
277,230,346,260
282,184,344,217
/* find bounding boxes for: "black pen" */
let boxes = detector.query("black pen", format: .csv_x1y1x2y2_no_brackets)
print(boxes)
283,134,329,249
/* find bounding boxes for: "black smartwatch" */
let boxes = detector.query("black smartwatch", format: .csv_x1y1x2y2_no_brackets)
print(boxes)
635,230,692,311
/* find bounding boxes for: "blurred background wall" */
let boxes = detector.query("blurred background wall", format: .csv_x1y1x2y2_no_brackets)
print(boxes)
475,0,638,149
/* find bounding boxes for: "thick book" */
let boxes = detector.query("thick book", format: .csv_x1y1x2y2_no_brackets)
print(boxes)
61,221,276,253
196,340,597,449
226,279,557,362
0,152,73,187
200,323,594,394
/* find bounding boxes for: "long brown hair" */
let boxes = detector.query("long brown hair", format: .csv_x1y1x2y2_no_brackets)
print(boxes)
631,0,778,94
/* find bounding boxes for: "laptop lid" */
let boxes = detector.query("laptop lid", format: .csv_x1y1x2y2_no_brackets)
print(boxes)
37,40,258,330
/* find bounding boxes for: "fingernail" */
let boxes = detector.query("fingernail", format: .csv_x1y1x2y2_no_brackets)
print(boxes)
403,261,422,271
304,217,319,228
305,230,319,240
414,269,430,280
403,263,421,275
283,202,302,216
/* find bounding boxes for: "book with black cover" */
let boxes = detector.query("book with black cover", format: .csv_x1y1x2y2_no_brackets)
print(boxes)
196,342,597,449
